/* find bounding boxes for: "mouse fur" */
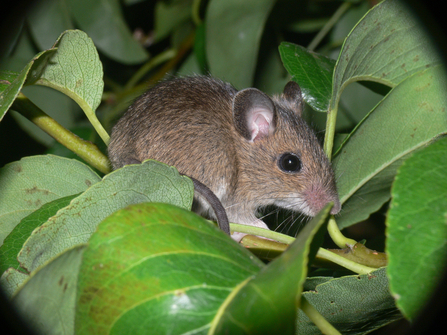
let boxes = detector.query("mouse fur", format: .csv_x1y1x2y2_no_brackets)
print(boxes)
108,76,340,231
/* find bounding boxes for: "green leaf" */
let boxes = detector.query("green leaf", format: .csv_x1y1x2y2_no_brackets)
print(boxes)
386,137,447,320
12,245,86,335
18,160,194,275
334,65,447,229
330,0,441,111
0,155,101,246
32,30,108,143
67,0,149,64
27,0,74,50
1,30,108,144
279,42,335,112
0,49,55,121
0,71,19,92
0,194,78,275
205,0,276,88
76,202,262,334
212,204,332,334
297,268,402,334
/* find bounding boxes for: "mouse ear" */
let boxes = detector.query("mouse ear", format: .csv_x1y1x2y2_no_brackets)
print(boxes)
283,81,304,115
232,88,276,142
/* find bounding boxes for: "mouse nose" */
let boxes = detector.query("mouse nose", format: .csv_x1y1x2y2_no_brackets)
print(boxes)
303,184,341,216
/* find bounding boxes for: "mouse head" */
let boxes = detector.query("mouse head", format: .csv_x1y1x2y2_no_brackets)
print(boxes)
231,81,341,217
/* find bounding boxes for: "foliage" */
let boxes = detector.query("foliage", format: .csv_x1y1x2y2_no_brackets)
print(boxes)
0,0,446,334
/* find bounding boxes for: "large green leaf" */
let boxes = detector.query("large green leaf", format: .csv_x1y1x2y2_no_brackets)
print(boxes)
386,137,447,320
76,202,263,334
330,0,446,229
279,42,335,112
333,65,447,229
17,160,193,274
205,0,276,88
330,0,441,111
297,268,402,334
0,155,100,246
67,0,149,64
12,245,86,335
213,204,331,334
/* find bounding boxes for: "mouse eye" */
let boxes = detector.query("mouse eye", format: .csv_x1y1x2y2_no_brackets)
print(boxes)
278,153,302,173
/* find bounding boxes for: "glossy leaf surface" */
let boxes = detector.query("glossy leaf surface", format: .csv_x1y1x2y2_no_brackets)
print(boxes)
279,42,335,112
76,203,263,334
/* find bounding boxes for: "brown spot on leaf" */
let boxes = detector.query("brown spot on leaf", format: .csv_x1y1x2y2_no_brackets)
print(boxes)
174,289,186,296
25,186,50,195
13,165,22,173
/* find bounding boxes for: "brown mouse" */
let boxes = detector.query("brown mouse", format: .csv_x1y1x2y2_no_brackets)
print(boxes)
108,76,340,236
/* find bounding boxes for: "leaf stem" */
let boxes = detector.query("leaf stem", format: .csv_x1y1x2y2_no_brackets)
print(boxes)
300,296,341,335
36,79,110,146
316,248,376,275
232,223,377,274
324,105,355,248
327,217,357,248
192,0,203,25
307,1,352,51
230,223,295,244
324,104,338,161
13,94,111,174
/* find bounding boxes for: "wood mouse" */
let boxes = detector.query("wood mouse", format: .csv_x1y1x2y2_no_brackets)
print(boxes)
108,76,341,237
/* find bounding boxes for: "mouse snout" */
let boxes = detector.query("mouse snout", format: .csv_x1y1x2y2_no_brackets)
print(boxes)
303,184,341,216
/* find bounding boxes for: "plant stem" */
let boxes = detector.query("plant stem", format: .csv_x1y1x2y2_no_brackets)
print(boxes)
327,217,357,248
300,296,341,335
36,79,110,146
324,104,338,161
124,49,177,91
324,105,355,249
13,94,111,174
192,0,203,25
230,223,295,244
307,1,352,51
232,223,379,274
316,248,376,275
